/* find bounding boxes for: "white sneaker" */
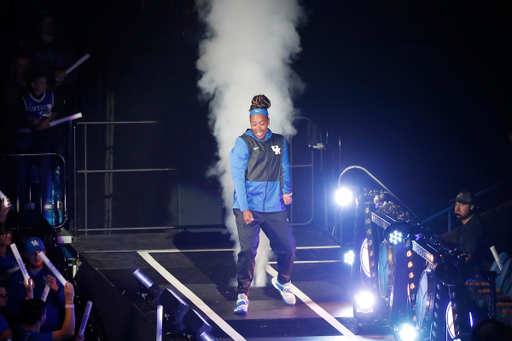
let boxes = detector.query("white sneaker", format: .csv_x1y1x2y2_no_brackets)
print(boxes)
272,277,296,305
234,293,249,314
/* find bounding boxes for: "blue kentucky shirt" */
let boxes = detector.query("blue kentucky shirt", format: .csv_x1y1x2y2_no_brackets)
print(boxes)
23,92,54,120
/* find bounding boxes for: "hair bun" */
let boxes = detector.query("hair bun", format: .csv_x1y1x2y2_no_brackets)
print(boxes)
249,94,271,111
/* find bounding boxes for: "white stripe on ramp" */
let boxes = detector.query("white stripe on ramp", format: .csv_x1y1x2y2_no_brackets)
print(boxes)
138,251,247,341
266,265,359,341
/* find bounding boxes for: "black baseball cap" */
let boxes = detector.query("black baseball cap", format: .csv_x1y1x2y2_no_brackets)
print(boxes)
449,191,476,205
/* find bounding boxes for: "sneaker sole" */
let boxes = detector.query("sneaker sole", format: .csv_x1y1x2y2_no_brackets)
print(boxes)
234,309,248,315
272,278,296,306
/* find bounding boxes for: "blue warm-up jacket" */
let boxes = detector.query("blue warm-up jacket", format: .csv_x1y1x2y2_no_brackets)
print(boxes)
230,129,291,213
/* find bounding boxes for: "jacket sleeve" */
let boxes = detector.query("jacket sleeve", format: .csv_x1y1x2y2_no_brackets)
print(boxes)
230,137,250,211
282,137,291,194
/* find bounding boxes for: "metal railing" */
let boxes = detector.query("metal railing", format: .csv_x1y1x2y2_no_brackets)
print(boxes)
73,121,197,236
289,117,317,226
0,153,67,229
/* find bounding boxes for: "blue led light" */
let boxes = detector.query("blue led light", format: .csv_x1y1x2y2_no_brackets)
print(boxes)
389,230,402,245
397,323,418,341
344,250,355,265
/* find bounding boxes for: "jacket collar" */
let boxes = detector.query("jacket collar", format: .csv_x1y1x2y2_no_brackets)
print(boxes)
244,128,273,141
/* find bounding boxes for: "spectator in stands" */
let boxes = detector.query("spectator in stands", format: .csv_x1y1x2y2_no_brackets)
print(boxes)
18,70,61,155
0,223,17,280
19,281,83,341
441,191,494,272
472,318,512,341
18,70,61,223
0,282,13,341
9,70,61,225
22,12,76,94
0,55,31,153
24,71,57,135
7,237,65,333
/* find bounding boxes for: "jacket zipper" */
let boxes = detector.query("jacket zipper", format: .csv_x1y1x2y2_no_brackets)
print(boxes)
262,139,269,212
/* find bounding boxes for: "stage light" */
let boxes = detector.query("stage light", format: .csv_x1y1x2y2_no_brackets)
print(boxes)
344,250,355,265
354,291,375,313
132,269,216,340
396,323,418,341
446,302,457,339
360,239,371,277
446,301,473,339
132,268,163,305
384,222,410,246
388,230,403,245
446,302,456,339
182,308,215,341
159,288,189,330
335,187,353,206
133,268,154,289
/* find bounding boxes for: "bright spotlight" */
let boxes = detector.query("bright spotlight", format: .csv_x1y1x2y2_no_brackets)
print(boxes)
388,230,403,245
354,291,375,312
344,250,355,265
335,187,353,206
397,323,418,341
385,222,409,246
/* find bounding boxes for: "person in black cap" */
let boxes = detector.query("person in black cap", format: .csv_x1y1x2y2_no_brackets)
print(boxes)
7,237,65,332
441,191,493,271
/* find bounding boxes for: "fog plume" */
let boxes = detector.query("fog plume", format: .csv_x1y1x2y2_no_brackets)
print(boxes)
196,0,305,286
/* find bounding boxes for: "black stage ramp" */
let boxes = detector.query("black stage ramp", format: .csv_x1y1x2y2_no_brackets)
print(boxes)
71,229,394,340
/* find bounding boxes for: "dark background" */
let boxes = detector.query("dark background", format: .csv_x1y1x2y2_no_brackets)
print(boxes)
1,0,511,233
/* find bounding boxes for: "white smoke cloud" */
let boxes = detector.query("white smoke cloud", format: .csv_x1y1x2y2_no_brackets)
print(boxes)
196,0,305,287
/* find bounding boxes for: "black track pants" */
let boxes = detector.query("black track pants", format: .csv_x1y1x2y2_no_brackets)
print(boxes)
234,209,296,295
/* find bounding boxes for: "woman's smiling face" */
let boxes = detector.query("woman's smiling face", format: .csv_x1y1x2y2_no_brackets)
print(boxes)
250,114,269,140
